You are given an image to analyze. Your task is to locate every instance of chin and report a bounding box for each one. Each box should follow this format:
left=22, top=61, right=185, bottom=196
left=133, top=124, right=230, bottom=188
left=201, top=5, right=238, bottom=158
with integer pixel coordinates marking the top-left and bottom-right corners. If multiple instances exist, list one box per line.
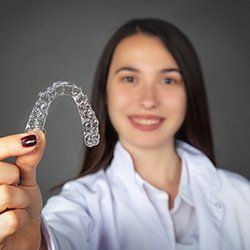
left=121, top=135, right=172, bottom=150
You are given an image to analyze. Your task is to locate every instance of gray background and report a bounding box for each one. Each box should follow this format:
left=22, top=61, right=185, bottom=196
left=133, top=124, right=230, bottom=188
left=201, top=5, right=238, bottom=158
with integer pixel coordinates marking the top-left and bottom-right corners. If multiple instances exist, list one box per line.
left=0, top=0, right=249, bottom=202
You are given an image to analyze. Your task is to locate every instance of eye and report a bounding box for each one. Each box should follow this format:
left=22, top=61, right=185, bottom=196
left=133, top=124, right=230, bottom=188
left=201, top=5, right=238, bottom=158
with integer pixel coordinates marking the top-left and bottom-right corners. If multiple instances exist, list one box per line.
left=122, top=76, right=135, bottom=83
left=162, top=77, right=176, bottom=84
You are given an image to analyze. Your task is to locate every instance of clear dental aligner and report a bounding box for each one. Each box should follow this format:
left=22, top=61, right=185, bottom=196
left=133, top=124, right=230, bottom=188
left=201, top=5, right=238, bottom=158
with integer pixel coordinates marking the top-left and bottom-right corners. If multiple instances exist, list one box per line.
left=25, top=81, right=100, bottom=147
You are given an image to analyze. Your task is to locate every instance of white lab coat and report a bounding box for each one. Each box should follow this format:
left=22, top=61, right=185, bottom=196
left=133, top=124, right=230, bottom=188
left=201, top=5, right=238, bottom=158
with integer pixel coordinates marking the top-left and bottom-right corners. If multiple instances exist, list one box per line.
left=41, top=139, right=250, bottom=250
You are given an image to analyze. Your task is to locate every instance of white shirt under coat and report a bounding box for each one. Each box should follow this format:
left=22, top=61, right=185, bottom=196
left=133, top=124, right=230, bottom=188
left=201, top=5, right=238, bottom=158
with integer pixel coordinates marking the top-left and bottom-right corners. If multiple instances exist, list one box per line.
left=41, top=140, right=250, bottom=250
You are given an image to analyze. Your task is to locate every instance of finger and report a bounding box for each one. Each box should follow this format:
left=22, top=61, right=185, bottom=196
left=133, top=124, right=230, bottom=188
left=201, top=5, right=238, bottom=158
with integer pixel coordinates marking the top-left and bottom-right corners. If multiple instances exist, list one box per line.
left=0, top=162, right=20, bottom=185
left=0, top=209, right=30, bottom=243
left=0, top=185, right=31, bottom=213
left=15, top=130, right=46, bottom=187
left=0, top=132, right=39, bottom=161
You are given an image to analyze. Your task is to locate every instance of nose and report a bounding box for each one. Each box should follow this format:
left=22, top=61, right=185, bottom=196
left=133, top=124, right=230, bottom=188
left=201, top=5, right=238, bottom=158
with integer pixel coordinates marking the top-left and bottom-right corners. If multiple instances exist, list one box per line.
left=139, top=84, right=159, bottom=110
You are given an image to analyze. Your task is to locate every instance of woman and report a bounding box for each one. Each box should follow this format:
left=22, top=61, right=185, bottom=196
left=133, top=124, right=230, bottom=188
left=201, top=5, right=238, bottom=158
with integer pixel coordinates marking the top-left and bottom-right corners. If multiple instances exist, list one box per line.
left=0, top=18, right=249, bottom=250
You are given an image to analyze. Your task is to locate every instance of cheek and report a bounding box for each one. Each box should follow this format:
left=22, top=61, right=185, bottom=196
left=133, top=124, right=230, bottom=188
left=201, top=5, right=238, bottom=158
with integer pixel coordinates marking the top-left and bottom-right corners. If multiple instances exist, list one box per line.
left=106, top=85, right=133, bottom=135
left=164, top=89, right=187, bottom=115
left=107, top=86, right=131, bottom=130
left=107, top=85, right=132, bottom=112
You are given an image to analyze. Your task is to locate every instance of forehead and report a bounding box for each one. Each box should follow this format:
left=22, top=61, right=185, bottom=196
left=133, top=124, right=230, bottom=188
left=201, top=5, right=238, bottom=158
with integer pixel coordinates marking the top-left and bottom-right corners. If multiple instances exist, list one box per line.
left=111, top=34, right=179, bottom=69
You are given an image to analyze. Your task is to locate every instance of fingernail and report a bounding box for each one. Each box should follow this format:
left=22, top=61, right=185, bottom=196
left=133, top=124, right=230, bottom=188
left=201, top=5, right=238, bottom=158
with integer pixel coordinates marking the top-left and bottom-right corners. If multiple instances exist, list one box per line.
left=21, top=134, right=37, bottom=147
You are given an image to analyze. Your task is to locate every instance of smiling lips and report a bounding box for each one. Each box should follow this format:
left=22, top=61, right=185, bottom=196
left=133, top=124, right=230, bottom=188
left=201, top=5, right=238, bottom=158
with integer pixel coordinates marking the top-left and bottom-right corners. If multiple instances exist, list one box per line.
left=128, top=115, right=165, bottom=131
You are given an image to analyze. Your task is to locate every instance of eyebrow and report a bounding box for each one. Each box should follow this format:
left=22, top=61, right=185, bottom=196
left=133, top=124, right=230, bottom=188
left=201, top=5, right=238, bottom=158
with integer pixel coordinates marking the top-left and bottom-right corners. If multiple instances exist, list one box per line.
left=115, top=66, right=139, bottom=74
left=115, top=66, right=182, bottom=75
left=159, top=68, right=181, bottom=74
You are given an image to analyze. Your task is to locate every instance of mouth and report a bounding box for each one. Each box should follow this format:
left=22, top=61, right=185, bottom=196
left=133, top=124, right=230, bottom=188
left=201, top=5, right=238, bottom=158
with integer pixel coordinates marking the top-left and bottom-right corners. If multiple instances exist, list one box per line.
left=128, top=115, right=165, bottom=131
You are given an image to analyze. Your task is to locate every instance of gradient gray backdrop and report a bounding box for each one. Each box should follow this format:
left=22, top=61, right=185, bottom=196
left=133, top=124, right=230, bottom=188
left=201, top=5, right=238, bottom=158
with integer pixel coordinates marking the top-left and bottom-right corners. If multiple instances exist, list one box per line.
left=0, top=0, right=249, bottom=202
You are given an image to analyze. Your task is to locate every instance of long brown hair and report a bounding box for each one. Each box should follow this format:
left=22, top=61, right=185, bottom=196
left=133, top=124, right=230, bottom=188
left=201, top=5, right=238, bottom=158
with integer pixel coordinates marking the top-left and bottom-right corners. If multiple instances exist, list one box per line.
left=79, top=18, right=216, bottom=178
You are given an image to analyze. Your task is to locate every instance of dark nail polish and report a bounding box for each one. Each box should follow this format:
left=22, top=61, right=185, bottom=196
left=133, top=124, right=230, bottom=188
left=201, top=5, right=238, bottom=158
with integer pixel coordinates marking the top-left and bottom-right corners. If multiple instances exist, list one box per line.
left=21, top=134, right=37, bottom=147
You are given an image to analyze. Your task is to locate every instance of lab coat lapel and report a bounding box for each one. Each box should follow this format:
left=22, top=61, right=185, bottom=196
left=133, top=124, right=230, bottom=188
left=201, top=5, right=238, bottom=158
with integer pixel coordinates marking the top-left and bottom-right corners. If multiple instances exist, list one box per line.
left=191, top=177, right=224, bottom=250
left=176, top=140, right=224, bottom=250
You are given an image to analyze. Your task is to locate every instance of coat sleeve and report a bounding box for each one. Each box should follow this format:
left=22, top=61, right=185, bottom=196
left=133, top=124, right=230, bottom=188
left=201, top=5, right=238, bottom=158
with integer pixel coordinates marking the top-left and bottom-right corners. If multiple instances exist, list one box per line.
left=40, top=181, right=96, bottom=250
left=217, top=168, right=250, bottom=249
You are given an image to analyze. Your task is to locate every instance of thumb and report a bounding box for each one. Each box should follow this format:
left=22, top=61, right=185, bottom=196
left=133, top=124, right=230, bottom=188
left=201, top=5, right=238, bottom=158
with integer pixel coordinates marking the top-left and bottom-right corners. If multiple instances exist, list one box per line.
left=15, top=130, right=46, bottom=187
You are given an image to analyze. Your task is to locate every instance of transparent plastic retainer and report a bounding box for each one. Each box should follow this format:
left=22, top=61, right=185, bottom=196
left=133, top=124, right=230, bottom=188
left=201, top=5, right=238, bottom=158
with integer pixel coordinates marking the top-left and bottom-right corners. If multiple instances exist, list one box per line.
left=25, top=81, right=100, bottom=147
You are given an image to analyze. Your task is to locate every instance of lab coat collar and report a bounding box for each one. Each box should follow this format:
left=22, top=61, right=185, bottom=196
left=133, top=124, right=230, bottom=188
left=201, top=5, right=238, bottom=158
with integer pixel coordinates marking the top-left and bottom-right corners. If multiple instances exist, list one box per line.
left=174, top=139, right=222, bottom=193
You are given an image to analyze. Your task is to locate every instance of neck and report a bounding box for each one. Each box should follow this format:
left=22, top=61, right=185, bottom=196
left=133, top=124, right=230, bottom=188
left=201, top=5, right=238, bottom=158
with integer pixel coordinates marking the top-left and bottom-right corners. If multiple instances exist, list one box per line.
left=120, top=138, right=182, bottom=191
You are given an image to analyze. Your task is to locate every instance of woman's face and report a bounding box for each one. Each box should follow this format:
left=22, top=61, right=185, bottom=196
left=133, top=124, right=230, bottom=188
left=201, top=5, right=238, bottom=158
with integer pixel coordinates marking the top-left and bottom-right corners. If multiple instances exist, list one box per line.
left=106, top=34, right=187, bottom=149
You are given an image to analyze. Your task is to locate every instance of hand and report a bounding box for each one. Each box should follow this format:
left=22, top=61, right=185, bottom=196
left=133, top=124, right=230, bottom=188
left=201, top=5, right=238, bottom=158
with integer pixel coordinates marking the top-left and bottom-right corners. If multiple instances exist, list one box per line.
left=0, top=130, right=46, bottom=250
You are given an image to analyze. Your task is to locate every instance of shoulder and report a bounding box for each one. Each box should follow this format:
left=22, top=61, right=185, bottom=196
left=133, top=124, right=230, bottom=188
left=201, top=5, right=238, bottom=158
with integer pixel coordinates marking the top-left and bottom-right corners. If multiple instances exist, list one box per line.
left=43, top=168, right=110, bottom=214
left=217, top=168, right=249, bottom=187
left=216, top=168, right=250, bottom=201
left=62, top=168, right=110, bottom=196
